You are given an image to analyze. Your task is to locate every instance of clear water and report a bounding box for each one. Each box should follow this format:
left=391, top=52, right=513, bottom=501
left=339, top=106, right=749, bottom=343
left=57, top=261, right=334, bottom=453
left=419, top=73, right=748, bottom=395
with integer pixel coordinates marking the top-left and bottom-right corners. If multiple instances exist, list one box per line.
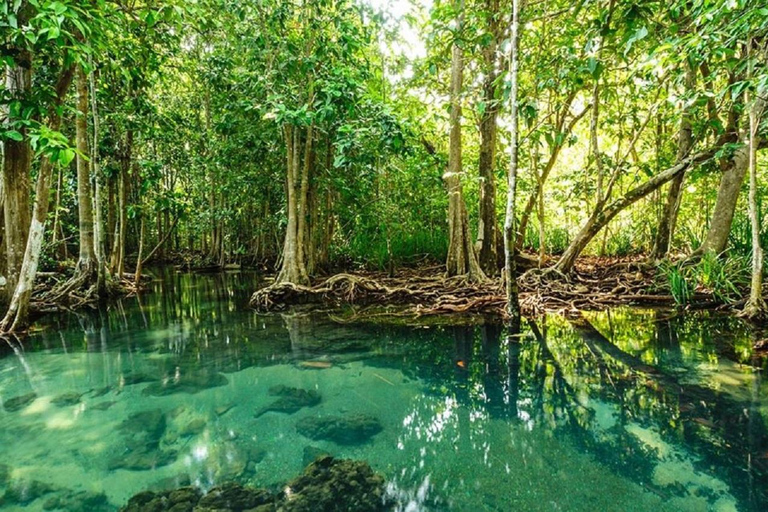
left=1, top=271, right=767, bottom=511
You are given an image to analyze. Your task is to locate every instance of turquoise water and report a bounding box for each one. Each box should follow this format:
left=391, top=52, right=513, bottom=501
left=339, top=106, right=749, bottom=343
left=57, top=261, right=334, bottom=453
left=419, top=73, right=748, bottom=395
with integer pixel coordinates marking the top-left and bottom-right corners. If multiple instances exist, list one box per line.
left=0, top=271, right=767, bottom=511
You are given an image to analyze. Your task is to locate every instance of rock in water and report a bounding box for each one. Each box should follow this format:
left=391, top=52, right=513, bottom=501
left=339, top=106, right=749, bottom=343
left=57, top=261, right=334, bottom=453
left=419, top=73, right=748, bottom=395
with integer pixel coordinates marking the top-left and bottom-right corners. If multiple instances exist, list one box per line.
left=281, top=457, right=387, bottom=512
left=3, top=392, right=37, bottom=412
left=42, top=489, right=111, bottom=512
left=51, top=392, right=83, bottom=407
left=120, top=486, right=202, bottom=512
left=255, top=386, right=321, bottom=418
left=197, top=483, right=273, bottom=510
left=0, top=480, right=55, bottom=506
left=295, top=414, right=382, bottom=445
left=108, top=409, right=177, bottom=471
left=142, top=372, right=228, bottom=396
left=120, top=483, right=271, bottom=512
left=90, top=401, right=116, bottom=411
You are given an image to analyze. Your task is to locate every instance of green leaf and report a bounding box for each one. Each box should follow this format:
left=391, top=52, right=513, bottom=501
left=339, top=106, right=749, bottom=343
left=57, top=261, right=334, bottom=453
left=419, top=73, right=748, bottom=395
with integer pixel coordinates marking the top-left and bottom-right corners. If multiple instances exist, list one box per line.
left=58, top=148, right=75, bottom=166
left=4, top=130, right=23, bottom=141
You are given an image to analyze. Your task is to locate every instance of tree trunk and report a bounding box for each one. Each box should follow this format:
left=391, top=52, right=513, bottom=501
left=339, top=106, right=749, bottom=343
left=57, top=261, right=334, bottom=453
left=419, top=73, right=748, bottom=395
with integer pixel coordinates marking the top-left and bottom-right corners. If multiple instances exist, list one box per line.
left=743, top=47, right=767, bottom=319
left=110, top=131, right=131, bottom=277
left=476, top=0, right=501, bottom=275
left=652, top=63, right=695, bottom=259
left=504, top=0, right=521, bottom=320
left=276, top=125, right=310, bottom=285
left=697, top=147, right=749, bottom=255
left=88, top=59, right=108, bottom=295
left=1, top=65, right=74, bottom=333
left=445, top=0, right=485, bottom=282
left=3, top=49, right=33, bottom=300
left=73, top=67, right=97, bottom=278
left=553, top=147, right=720, bottom=273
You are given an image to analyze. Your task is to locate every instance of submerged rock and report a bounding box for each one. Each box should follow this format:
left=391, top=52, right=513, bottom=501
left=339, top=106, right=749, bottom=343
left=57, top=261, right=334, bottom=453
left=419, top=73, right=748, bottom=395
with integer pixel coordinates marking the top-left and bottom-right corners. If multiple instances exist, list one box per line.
left=120, top=486, right=202, bottom=512
left=0, top=480, right=55, bottom=506
left=108, top=409, right=177, bottom=471
left=91, top=401, right=116, bottom=411
left=90, top=386, right=112, bottom=398
left=42, top=489, right=111, bottom=512
left=281, top=457, right=386, bottom=512
left=118, top=458, right=387, bottom=512
left=121, top=373, right=160, bottom=386
left=3, top=392, right=37, bottom=412
left=51, top=392, right=84, bottom=407
left=255, top=386, right=321, bottom=418
left=142, top=372, right=228, bottom=396
left=120, top=483, right=270, bottom=512
left=296, top=414, right=382, bottom=445
left=197, top=483, right=272, bottom=510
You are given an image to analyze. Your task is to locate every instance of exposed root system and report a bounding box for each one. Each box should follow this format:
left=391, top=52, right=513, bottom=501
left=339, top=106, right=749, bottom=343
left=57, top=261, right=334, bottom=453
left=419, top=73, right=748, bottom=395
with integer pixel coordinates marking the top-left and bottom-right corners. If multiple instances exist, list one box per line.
left=251, top=257, right=730, bottom=318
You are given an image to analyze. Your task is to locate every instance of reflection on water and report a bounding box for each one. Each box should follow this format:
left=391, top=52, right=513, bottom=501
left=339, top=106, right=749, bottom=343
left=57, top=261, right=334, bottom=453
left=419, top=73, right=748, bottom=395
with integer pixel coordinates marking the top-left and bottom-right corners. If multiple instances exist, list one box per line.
left=0, top=271, right=766, bottom=511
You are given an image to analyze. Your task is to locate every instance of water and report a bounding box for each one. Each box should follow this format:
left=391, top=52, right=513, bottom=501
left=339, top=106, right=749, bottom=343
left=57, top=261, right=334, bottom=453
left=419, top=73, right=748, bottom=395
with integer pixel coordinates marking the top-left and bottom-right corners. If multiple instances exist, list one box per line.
left=0, top=271, right=767, bottom=511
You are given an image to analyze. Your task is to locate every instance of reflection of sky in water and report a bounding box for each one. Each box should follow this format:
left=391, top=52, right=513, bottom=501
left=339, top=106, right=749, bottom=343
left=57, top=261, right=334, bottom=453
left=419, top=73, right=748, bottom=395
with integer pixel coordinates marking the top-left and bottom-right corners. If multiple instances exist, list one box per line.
left=0, top=271, right=765, bottom=511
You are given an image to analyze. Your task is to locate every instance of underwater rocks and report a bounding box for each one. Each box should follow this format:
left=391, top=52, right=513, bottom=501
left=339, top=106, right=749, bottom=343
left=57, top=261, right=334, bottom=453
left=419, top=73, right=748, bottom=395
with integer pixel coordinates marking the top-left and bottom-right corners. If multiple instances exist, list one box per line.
left=296, top=414, right=383, bottom=445
left=142, top=372, right=229, bottom=396
left=108, top=409, right=177, bottom=471
left=91, top=400, right=117, bottom=411
left=0, top=479, right=55, bottom=506
left=197, top=483, right=273, bottom=510
left=255, top=386, right=321, bottom=418
left=42, top=489, right=111, bottom=512
left=51, top=392, right=84, bottom=407
left=119, top=483, right=270, bottom=512
left=119, top=458, right=387, bottom=512
left=3, top=392, right=37, bottom=412
left=282, top=456, right=387, bottom=512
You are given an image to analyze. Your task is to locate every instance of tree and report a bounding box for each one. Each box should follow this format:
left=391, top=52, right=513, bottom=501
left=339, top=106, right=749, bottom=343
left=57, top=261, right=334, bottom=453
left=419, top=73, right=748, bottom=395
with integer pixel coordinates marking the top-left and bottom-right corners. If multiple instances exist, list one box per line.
left=504, top=0, right=520, bottom=320
left=444, top=0, right=485, bottom=282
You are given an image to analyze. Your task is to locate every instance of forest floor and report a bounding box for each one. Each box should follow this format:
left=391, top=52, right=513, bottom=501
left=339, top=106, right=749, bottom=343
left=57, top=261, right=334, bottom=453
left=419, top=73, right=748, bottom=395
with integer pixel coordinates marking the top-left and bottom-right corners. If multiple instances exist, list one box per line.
left=250, top=255, right=731, bottom=320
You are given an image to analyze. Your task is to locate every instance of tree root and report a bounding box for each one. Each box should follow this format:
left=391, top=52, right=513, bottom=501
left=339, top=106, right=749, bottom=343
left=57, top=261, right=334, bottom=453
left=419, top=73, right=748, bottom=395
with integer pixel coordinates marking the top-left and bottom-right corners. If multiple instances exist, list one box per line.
left=251, top=257, right=750, bottom=318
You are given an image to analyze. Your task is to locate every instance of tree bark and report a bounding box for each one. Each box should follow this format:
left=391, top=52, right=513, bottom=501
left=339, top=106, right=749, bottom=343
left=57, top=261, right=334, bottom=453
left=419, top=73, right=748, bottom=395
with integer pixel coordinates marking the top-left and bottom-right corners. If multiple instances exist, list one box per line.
left=1, top=65, right=75, bottom=333
left=276, top=125, right=310, bottom=285
left=652, top=63, right=695, bottom=259
left=743, top=45, right=767, bottom=319
left=88, top=58, right=108, bottom=295
left=445, top=0, right=485, bottom=282
left=504, top=0, right=521, bottom=320
left=476, top=0, right=501, bottom=275
left=73, top=67, right=97, bottom=277
left=2, top=48, right=33, bottom=300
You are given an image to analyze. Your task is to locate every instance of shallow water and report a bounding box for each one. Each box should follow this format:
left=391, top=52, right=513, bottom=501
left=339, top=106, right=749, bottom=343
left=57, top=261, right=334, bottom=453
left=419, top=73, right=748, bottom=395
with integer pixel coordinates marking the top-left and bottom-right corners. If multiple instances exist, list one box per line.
left=1, top=271, right=767, bottom=511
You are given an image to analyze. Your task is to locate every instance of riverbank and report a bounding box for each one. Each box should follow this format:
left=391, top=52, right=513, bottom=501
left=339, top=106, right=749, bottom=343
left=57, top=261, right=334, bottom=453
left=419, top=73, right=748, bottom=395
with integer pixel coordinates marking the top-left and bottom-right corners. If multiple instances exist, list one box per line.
left=250, top=256, right=744, bottom=319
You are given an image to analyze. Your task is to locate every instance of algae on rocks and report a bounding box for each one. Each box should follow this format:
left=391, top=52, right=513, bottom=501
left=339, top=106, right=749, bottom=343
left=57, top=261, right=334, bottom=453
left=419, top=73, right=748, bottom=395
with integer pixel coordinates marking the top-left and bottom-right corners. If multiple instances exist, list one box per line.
left=295, top=414, right=383, bottom=445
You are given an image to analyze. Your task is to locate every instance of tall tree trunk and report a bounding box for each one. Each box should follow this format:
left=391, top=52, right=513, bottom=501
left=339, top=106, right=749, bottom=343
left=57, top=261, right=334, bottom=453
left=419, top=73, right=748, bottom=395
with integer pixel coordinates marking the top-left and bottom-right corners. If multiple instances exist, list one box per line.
left=445, top=0, right=485, bottom=282
left=743, top=46, right=767, bottom=319
left=696, top=147, right=749, bottom=255
left=652, top=62, right=695, bottom=259
left=276, top=125, right=310, bottom=285
left=3, top=48, right=33, bottom=300
left=476, top=0, right=501, bottom=275
left=504, top=0, right=521, bottom=320
left=110, top=131, right=131, bottom=277
left=1, top=65, right=74, bottom=333
left=73, top=67, right=97, bottom=277
left=88, top=59, right=108, bottom=294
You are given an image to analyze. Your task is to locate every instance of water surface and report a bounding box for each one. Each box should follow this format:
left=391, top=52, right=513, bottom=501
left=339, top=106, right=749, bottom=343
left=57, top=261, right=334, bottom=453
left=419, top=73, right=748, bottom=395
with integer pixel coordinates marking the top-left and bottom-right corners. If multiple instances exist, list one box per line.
left=0, top=271, right=766, bottom=511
